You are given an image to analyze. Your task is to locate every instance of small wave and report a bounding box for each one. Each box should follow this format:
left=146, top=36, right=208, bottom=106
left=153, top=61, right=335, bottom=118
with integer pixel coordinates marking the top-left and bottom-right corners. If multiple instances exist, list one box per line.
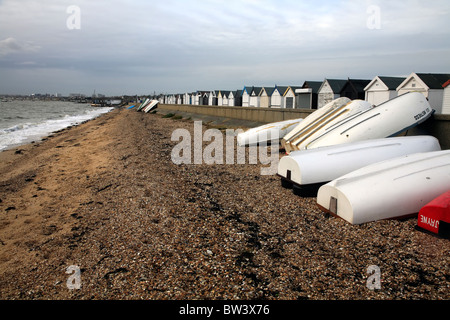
left=1, top=116, right=26, bottom=120
left=1, top=123, right=35, bottom=133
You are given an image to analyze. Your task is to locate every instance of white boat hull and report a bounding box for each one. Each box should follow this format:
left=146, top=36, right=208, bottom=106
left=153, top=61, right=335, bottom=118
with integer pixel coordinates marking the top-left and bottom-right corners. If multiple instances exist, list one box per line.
left=137, top=98, right=150, bottom=111
left=278, top=136, right=441, bottom=187
left=317, top=150, right=450, bottom=225
left=237, top=118, right=304, bottom=147
left=143, top=100, right=159, bottom=113
left=282, top=97, right=351, bottom=147
left=304, top=92, right=434, bottom=150
left=282, top=98, right=373, bottom=153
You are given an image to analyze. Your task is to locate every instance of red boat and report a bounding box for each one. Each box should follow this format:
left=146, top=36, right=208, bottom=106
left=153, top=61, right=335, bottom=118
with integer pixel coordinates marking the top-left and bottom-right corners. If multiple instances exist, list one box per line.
left=417, top=191, right=450, bottom=238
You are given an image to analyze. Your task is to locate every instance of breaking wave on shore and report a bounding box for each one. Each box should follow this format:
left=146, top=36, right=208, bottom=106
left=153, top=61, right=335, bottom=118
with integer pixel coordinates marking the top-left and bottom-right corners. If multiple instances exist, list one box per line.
left=0, top=100, right=113, bottom=151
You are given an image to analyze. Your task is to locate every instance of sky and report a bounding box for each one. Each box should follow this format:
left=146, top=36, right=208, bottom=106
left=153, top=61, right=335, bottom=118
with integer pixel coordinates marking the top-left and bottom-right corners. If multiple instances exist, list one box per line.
left=0, top=0, right=449, bottom=96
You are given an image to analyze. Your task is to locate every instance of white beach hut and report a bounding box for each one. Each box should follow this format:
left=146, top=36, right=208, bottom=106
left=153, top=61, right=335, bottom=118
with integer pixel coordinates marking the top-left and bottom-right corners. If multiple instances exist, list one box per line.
left=227, top=91, right=235, bottom=107
left=364, top=76, right=405, bottom=106
left=317, top=79, right=347, bottom=108
left=222, top=91, right=231, bottom=106
left=249, top=87, right=262, bottom=107
left=217, top=90, right=231, bottom=106
left=273, top=86, right=292, bottom=109
left=242, top=86, right=251, bottom=107
left=167, top=94, right=176, bottom=104
left=259, top=87, right=275, bottom=108
left=397, top=72, right=450, bottom=114
left=215, top=90, right=223, bottom=106
left=176, top=94, right=183, bottom=105
left=192, top=92, right=201, bottom=105
left=280, top=86, right=297, bottom=109
left=270, top=87, right=283, bottom=108
left=182, top=93, right=190, bottom=105
left=205, top=91, right=216, bottom=106
left=442, top=80, right=450, bottom=115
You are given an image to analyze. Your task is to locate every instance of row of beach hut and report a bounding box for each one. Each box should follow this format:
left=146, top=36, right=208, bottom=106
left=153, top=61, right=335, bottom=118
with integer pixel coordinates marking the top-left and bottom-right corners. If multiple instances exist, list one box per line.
left=154, top=72, right=450, bottom=115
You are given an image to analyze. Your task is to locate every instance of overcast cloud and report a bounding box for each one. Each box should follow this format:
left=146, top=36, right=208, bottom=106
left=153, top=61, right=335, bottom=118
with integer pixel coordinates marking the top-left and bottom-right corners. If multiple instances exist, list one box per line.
left=0, top=0, right=449, bottom=96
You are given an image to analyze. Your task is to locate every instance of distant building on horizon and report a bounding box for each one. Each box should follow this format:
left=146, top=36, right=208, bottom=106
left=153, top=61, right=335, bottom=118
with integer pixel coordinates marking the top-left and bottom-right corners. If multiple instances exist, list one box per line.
left=69, top=93, right=86, bottom=98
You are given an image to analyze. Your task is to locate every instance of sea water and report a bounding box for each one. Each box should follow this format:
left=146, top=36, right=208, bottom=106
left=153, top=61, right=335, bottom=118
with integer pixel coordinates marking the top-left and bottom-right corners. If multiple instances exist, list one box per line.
left=0, top=100, right=114, bottom=151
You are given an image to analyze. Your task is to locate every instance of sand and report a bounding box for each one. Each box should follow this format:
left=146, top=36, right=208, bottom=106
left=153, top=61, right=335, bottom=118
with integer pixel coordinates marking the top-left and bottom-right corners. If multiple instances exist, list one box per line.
left=0, top=108, right=448, bottom=300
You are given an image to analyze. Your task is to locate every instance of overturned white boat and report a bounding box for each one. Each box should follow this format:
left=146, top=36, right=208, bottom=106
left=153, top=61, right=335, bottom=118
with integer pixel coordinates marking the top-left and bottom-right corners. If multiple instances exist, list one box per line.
left=281, top=97, right=350, bottom=152
left=316, top=150, right=450, bottom=225
left=237, top=118, right=303, bottom=147
left=143, top=100, right=159, bottom=113
left=137, top=98, right=150, bottom=111
left=278, top=135, right=441, bottom=189
left=282, top=98, right=373, bottom=153
left=303, top=92, right=434, bottom=150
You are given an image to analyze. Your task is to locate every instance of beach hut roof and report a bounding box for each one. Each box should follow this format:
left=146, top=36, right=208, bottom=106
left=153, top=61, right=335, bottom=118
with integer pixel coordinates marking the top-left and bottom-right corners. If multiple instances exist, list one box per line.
left=261, top=86, right=276, bottom=96
left=396, top=73, right=450, bottom=91
left=251, top=87, right=263, bottom=95
left=323, top=79, right=347, bottom=93
left=341, top=79, right=371, bottom=93
left=364, top=76, right=406, bottom=91
left=415, top=73, right=450, bottom=89
left=377, top=76, right=406, bottom=90
left=275, top=86, right=290, bottom=96
left=302, top=81, right=323, bottom=93
left=242, top=86, right=253, bottom=94
left=443, top=79, right=450, bottom=88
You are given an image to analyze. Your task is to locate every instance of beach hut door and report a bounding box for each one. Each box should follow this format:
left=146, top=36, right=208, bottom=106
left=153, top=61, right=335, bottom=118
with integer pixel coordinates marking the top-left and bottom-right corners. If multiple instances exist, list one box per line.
left=286, top=97, right=294, bottom=109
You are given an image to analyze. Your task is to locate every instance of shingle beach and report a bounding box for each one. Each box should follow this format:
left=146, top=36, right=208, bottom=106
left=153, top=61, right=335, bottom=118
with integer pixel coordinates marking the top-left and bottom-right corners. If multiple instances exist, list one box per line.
left=0, top=107, right=448, bottom=300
